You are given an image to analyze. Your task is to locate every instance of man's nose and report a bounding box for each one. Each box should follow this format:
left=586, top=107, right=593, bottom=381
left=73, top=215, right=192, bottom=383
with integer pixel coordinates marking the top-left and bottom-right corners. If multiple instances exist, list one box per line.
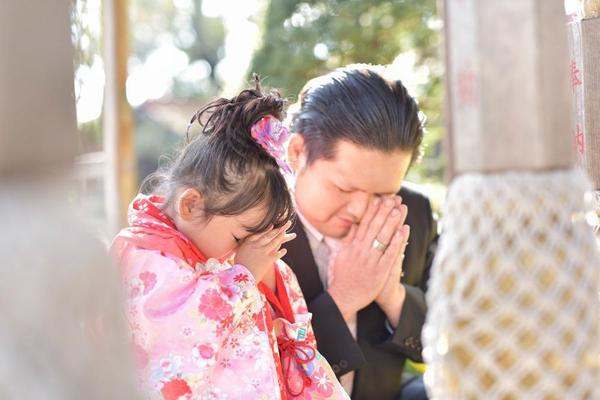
left=346, top=191, right=373, bottom=222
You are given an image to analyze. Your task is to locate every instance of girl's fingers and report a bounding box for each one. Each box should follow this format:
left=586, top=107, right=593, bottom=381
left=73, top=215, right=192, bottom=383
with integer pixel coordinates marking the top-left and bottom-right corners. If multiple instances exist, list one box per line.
left=266, top=231, right=295, bottom=254
left=280, top=232, right=297, bottom=244
left=245, top=225, right=274, bottom=243
left=276, top=248, right=288, bottom=259
left=259, top=231, right=280, bottom=246
left=257, top=220, right=292, bottom=245
left=282, top=220, right=293, bottom=232
left=260, top=222, right=293, bottom=250
left=269, top=222, right=291, bottom=242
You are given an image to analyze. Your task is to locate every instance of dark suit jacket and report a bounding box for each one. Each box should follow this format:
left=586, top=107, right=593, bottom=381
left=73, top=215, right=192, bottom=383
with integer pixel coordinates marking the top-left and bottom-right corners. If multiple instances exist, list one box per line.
left=282, top=185, right=438, bottom=400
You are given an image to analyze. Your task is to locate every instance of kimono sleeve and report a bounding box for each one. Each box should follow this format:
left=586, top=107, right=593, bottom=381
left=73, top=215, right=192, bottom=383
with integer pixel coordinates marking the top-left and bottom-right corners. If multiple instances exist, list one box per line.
left=121, top=247, right=279, bottom=399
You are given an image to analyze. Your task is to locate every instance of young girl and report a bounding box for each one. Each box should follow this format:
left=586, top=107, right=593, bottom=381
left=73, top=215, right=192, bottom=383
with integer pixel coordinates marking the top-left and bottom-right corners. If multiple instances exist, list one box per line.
left=111, top=81, right=349, bottom=400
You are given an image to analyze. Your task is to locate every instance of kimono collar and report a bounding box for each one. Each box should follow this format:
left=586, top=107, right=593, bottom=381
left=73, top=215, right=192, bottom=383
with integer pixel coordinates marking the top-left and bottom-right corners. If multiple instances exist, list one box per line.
left=112, top=194, right=208, bottom=267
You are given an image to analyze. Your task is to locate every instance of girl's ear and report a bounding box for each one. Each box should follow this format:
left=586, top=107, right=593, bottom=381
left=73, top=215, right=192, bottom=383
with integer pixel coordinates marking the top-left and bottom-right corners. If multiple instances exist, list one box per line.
left=287, top=133, right=307, bottom=172
left=177, top=188, right=204, bottom=221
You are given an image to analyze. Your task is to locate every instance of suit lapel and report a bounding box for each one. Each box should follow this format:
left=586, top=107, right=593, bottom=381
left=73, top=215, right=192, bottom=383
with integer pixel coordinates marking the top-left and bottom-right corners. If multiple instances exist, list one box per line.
left=282, top=221, right=324, bottom=303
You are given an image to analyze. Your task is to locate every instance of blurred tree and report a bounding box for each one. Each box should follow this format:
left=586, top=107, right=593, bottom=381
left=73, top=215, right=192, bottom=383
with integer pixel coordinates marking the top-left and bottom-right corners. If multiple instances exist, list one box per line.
left=71, top=0, right=104, bottom=152
left=71, top=0, right=228, bottom=151
left=73, top=0, right=229, bottom=174
left=187, top=0, right=226, bottom=85
left=71, top=0, right=101, bottom=78
left=127, top=0, right=228, bottom=183
left=130, top=0, right=226, bottom=95
left=250, top=0, right=438, bottom=95
left=249, top=0, right=444, bottom=183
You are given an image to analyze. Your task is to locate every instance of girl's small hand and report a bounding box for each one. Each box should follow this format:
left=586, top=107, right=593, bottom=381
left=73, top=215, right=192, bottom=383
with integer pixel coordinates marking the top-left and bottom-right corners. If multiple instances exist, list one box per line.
left=234, top=221, right=296, bottom=283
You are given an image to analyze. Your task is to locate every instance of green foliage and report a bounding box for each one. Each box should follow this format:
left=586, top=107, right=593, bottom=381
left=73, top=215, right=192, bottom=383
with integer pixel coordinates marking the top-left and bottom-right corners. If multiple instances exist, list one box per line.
left=71, top=0, right=227, bottom=158
left=78, top=118, right=103, bottom=153
left=71, top=0, right=101, bottom=69
left=249, top=0, right=444, bottom=184
left=134, top=110, right=182, bottom=181
left=186, top=0, right=226, bottom=84
left=249, top=0, right=439, bottom=97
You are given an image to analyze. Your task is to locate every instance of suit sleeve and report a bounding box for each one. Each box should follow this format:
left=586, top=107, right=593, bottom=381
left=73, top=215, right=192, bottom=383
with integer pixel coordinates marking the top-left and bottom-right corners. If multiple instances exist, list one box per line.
left=118, top=247, right=269, bottom=398
left=308, top=291, right=367, bottom=377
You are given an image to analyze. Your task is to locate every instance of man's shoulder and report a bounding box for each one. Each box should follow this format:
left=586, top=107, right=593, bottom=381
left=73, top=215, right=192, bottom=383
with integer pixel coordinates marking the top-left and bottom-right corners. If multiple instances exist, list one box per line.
left=398, top=181, right=433, bottom=210
left=398, top=182, right=439, bottom=243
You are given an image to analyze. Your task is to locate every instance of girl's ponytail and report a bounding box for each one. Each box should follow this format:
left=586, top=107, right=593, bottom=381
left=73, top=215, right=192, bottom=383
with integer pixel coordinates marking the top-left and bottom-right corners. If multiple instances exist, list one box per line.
left=187, top=75, right=286, bottom=166
left=152, top=76, right=295, bottom=233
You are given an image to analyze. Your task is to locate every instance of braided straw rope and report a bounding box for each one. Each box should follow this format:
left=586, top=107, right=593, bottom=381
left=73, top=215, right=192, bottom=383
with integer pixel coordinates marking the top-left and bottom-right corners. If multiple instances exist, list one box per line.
left=592, top=191, right=600, bottom=236
left=423, top=168, right=600, bottom=399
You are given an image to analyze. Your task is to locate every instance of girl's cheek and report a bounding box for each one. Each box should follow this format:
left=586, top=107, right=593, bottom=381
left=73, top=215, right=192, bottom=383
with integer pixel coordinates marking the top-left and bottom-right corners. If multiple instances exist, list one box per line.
left=222, top=247, right=236, bottom=260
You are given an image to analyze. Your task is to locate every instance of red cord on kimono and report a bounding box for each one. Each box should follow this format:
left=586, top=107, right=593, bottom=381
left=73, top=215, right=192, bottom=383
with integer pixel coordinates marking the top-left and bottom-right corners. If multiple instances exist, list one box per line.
left=259, top=270, right=317, bottom=397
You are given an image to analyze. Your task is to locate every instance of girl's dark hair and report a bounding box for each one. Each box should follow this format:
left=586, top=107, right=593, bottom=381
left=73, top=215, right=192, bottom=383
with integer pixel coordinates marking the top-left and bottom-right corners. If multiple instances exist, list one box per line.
left=289, top=64, right=425, bottom=165
left=145, top=77, right=294, bottom=233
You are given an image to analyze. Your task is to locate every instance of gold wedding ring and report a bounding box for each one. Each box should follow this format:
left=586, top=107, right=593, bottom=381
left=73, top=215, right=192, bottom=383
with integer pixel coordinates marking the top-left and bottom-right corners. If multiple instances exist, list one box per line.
left=371, top=238, right=388, bottom=252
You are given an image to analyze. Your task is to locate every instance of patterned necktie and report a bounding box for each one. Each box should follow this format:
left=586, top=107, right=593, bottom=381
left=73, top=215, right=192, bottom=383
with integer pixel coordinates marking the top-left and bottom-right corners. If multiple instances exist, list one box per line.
left=313, top=238, right=331, bottom=290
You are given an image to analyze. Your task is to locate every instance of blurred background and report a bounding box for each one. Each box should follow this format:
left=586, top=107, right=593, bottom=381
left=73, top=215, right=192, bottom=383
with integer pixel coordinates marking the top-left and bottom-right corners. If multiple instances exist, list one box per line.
left=71, top=0, right=445, bottom=238
left=1, top=1, right=596, bottom=397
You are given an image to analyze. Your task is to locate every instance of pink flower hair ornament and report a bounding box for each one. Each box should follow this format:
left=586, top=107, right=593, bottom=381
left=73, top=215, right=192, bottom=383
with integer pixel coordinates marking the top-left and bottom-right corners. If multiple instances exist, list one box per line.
left=250, top=115, right=293, bottom=175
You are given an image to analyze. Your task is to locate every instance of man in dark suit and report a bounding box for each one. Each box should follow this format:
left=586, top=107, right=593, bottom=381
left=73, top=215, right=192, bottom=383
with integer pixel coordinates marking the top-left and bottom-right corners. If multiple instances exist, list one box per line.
left=282, top=65, right=438, bottom=400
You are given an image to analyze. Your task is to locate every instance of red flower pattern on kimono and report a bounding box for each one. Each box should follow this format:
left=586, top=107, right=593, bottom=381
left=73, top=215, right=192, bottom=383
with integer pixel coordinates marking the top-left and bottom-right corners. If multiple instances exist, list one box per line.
left=198, top=289, right=233, bottom=321
left=161, top=378, right=191, bottom=400
left=139, top=271, right=157, bottom=295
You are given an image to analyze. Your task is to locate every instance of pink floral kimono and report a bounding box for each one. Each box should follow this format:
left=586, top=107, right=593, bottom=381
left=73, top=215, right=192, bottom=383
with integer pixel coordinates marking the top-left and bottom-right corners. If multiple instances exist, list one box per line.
left=111, top=195, right=349, bottom=400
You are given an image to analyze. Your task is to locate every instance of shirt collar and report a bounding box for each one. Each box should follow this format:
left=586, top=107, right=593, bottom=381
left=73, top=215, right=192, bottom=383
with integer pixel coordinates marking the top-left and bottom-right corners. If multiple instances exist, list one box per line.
left=296, top=208, right=324, bottom=243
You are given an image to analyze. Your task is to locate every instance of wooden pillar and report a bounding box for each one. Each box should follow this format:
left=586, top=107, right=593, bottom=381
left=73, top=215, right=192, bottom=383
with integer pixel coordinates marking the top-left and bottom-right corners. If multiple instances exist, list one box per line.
left=423, top=1, right=600, bottom=398
left=0, top=1, right=139, bottom=397
left=103, top=0, right=136, bottom=235
left=0, top=1, right=77, bottom=175
left=443, top=0, right=573, bottom=177
left=567, top=2, right=600, bottom=234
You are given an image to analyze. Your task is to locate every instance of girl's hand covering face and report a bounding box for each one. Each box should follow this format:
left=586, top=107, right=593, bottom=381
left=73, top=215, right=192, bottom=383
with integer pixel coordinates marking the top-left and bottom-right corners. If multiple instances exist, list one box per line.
left=234, top=220, right=296, bottom=282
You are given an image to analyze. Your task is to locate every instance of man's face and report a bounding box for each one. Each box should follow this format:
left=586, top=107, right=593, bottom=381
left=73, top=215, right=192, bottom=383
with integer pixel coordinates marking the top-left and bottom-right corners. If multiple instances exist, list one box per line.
left=290, top=138, right=412, bottom=239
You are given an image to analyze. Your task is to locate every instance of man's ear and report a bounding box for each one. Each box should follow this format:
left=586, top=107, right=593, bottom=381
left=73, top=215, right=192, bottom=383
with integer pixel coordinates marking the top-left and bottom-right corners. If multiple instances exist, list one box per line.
left=287, top=133, right=307, bottom=172
left=177, top=188, right=204, bottom=221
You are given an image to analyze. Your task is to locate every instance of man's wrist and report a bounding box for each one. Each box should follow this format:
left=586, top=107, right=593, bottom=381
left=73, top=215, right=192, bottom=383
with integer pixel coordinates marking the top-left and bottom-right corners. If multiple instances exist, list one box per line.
left=328, top=285, right=356, bottom=321
left=378, top=285, right=406, bottom=329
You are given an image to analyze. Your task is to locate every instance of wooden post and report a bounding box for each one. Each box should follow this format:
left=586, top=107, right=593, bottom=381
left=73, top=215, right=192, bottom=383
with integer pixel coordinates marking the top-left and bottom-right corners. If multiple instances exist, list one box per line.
left=0, top=1, right=139, bottom=397
left=443, top=0, right=573, bottom=177
left=423, top=1, right=600, bottom=398
left=0, top=1, right=77, bottom=174
left=567, top=8, right=600, bottom=235
left=103, top=0, right=136, bottom=236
